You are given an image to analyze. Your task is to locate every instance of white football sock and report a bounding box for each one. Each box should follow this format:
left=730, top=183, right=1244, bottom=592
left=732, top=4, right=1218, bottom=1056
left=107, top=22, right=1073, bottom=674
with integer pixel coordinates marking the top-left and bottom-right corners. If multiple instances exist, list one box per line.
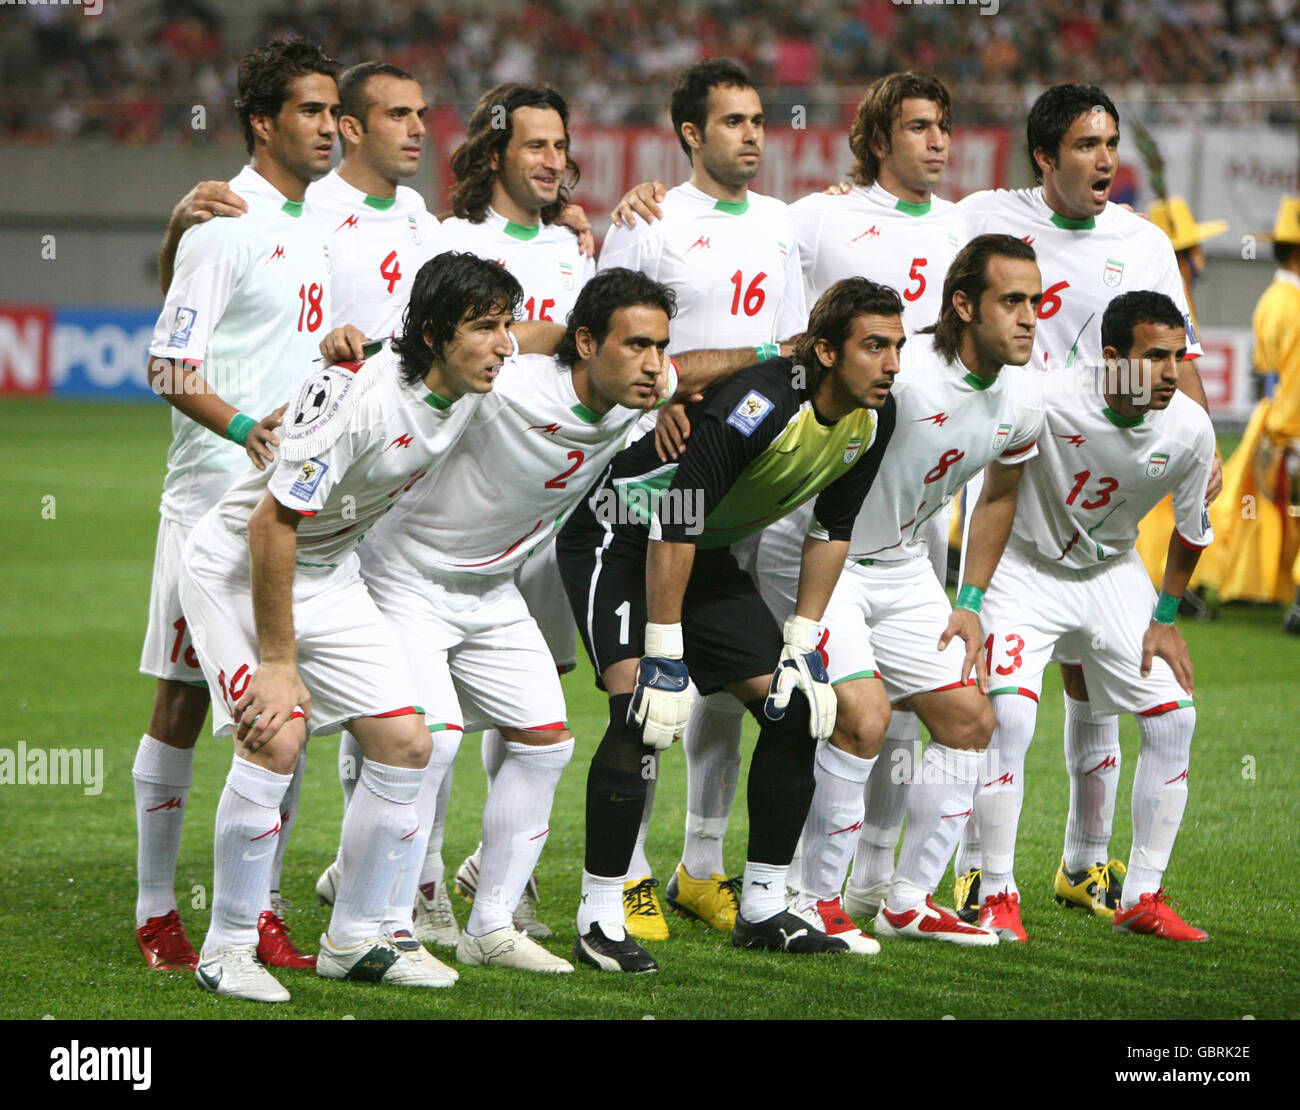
left=418, top=727, right=462, bottom=887
left=268, top=748, right=305, bottom=900
left=383, top=752, right=437, bottom=934
left=328, top=760, right=423, bottom=948
left=481, top=727, right=506, bottom=786
left=954, top=814, right=982, bottom=876
left=739, top=861, right=789, bottom=922
left=976, top=693, right=1038, bottom=897
left=799, top=742, right=876, bottom=906
left=626, top=755, right=657, bottom=880
left=848, top=717, right=918, bottom=893
left=1124, top=706, right=1195, bottom=906
left=467, top=739, right=573, bottom=935
left=203, top=755, right=292, bottom=956
left=132, top=734, right=194, bottom=925
left=578, top=870, right=626, bottom=937
left=888, top=743, right=980, bottom=912
left=1063, top=695, right=1121, bottom=871
left=681, top=692, right=744, bottom=878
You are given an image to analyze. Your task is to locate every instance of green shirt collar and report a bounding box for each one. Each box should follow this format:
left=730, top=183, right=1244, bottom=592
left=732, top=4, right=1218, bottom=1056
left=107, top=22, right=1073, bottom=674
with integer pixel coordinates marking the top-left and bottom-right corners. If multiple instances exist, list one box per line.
left=713, top=198, right=750, bottom=216
left=503, top=219, right=540, bottom=241
left=571, top=401, right=603, bottom=425
left=894, top=197, right=932, bottom=217
left=422, top=391, right=452, bottom=411
left=363, top=194, right=397, bottom=211
left=280, top=200, right=304, bottom=218
left=1049, top=211, right=1096, bottom=230
left=1102, top=404, right=1144, bottom=427
left=963, top=370, right=998, bottom=391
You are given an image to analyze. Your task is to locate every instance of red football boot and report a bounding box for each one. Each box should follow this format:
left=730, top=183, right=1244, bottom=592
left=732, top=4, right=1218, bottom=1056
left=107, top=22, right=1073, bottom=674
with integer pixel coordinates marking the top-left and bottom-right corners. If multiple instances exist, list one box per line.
left=136, top=910, right=200, bottom=971
left=257, top=910, right=317, bottom=968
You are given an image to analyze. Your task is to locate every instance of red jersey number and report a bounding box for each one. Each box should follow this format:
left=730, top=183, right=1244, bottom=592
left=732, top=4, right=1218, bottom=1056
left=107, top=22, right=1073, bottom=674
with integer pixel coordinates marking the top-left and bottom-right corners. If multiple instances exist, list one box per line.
left=1065, top=470, right=1118, bottom=510
left=544, top=450, right=585, bottom=490
left=523, top=296, right=556, bottom=322
left=380, top=251, right=402, bottom=295
left=728, top=271, right=767, bottom=316
left=904, top=258, right=927, bottom=302
left=1038, top=280, right=1069, bottom=320
left=297, top=283, right=324, bottom=332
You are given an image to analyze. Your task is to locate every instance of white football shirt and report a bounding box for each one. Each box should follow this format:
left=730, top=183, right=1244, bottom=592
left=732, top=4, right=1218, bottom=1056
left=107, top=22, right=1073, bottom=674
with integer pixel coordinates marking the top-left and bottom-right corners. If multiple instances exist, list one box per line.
left=598, top=183, right=806, bottom=354
left=369, top=354, right=675, bottom=577
left=791, top=182, right=968, bottom=335
left=148, top=165, right=332, bottom=526
left=440, top=208, right=595, bottom=325
left=1012, top=390, right=1215, bottom=570
left=306, top=169, right=442, bottom=340
left=956, top=187, right=1202, bottom=377
left=203, top=341, right=488, bottom=575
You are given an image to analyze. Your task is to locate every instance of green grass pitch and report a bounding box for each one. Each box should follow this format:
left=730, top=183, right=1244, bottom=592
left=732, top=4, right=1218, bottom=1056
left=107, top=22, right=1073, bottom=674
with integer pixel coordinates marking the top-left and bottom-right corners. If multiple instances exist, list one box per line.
left=0, top=399, right=1295, bottom=1020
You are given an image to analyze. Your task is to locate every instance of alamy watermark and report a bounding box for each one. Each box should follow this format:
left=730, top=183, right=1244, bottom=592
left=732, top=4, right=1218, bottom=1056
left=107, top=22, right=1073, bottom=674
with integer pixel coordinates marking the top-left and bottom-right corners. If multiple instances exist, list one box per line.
left=0, top=742, right=103, bottom=795
left=1, top=0, right=103, bottom=16
left=891, top=0, right=1000, bottom=16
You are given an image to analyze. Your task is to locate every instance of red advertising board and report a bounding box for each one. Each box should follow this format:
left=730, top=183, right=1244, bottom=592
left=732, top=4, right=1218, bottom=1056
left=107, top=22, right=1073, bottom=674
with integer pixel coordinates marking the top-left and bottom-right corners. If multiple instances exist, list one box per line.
left=0, top=304, right=53, bottom=395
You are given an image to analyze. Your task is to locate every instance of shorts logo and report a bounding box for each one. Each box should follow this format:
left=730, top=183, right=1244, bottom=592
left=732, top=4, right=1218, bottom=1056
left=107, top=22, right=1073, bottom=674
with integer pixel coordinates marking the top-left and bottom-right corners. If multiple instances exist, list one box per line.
left=1146, top=452, right=1169, bottom=478
left=991, top=422, right=1013, bottom=451
left=842, top=436, right=863, bottom=464
left=1102, top=258, right=1124, bottom=287
left=1200, top=503, right=1210, bottom=534
left=167, top=306, right=197, bottom=348
left=559, top=261, right=574, bottom=290
left=726, top=390, right=774, bottom=436
left=1184, top=313, right=1199, bottom=349
left=288, top=458, right=329, bottom=501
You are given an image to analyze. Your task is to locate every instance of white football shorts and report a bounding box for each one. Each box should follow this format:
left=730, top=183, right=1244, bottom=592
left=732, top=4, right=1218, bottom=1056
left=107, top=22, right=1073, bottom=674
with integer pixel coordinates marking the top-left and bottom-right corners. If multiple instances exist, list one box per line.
left=515, top=539, right=578, bottom=674
left=139, top=515, right=207, bottom=684
left=980, top=542, right=1193, bottom=717
left=179, top=538, right=421, bottom=738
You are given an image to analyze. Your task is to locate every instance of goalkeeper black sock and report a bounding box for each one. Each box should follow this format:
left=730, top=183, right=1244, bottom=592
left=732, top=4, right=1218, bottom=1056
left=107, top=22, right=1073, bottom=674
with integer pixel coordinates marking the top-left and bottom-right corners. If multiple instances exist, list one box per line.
left=744, top=694, right=816, bottom=866
left=584, top=693, right=650, bottom=877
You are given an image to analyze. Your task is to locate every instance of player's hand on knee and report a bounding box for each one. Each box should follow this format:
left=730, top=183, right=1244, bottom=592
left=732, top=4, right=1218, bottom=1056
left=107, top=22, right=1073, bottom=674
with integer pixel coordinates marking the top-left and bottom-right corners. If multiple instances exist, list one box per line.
left=171, top=180, right=248, bottom=230
left=627, top=622, right=692, bottom=750
left=1142, top=622, right=1194, bottom=695
left=611, top=181, right=667, bottom=228
left=235, top=662, right=310, bottom=752
left=940, top=609, right=989, bottom=693
left=765, top=616, right=836, bottom=741
left=318, top=324, right=368, bottom=364
left=554, top=203, right=595, bottom=258
left=245, top=404, right=288, bottom=470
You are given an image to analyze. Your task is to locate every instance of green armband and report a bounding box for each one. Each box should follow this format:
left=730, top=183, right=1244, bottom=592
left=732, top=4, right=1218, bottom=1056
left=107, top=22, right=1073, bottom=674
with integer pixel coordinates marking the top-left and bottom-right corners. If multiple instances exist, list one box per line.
left=955, top=585, right=985, bottom=614
left=1153, top=592, right=1179, bottom=625
left=225, top=413, right=257, bottom=446
left=755, top=343, right=779, bottom=361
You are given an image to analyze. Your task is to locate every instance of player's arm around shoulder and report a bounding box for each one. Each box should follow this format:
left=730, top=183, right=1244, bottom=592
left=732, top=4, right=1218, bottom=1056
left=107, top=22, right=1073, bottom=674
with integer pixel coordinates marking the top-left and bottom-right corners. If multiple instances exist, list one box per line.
left=597, top=207, right=663, bottom=274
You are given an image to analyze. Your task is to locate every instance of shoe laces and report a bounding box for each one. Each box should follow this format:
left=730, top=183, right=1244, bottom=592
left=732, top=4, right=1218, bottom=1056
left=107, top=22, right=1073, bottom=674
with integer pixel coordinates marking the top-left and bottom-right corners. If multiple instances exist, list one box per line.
left=625, top=877, right=661, bottom=916
left=722, top=875, right=743, bottom=905
left=985, top=891, right=1016, bottom=916
left=260, top=911, right=294, bottom=938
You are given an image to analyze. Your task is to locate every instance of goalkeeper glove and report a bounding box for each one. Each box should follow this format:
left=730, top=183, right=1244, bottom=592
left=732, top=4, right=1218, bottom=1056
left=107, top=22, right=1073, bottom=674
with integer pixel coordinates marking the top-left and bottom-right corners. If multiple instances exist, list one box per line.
left=627, top=622, right=692, bottom=750
left=765, top=615, right=836, bottom=740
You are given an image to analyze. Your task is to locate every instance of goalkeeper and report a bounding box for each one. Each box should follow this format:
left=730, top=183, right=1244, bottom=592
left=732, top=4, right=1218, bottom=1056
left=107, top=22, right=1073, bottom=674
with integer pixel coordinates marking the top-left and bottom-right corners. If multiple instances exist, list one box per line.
left=556, top=277, right=899, bottom=972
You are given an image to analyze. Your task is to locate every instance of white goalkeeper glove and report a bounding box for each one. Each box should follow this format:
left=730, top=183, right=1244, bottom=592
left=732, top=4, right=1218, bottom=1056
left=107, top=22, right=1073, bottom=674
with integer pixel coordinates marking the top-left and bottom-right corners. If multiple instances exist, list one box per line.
left=627, top=622, right=693, bottom=750
left=765, top=615, right=836, bottom=741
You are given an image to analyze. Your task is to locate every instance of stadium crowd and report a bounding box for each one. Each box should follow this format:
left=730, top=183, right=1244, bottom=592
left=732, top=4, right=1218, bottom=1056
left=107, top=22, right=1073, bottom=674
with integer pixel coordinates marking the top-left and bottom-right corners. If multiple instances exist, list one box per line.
left=1, top=0, right=1297, bottom=143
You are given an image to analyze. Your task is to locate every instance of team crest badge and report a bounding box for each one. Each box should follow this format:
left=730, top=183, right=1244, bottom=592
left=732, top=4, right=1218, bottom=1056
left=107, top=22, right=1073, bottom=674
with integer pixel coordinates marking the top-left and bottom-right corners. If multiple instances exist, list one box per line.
left=167, top=306, right=197, bottom=348
left=288, top=458, right=329, bottom=501
left=323, top=244, right=332, bottom=274
left=1146, top=452, right=1169, bottom=478
left=843, top=437, right=863, bottom=464
left=726, top=390, right=775, bottom=436
left=1103, top=257, right=1124, bottom=287
left=991, top=423, right=1013, bottom=451
left=777, top=240, right=788, bottom=261
left=408, top=215, right=421, bottom=245
left=559, top=261, right=574, bottom=290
